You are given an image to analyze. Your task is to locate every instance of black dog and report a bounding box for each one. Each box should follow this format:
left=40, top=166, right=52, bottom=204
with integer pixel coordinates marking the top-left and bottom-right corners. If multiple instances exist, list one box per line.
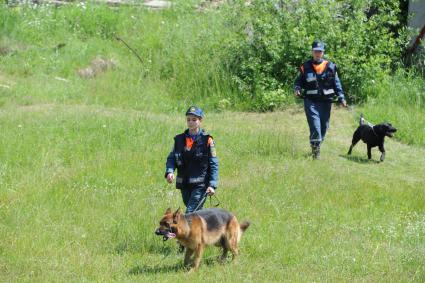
left=347, top=115, right=397, bottom=162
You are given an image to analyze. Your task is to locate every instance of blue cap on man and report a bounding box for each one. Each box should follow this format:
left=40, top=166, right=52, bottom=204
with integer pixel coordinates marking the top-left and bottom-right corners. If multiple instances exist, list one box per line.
left=312, top=40, right=325, bottom=52
left=185, top=106, right=204, bottom=118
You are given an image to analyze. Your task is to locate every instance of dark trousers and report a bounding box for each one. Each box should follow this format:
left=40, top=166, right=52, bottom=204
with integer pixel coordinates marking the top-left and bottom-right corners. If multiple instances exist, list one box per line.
left=180, top=184, right=207, bottom=214
left=304, top=99, right=332, bottom=147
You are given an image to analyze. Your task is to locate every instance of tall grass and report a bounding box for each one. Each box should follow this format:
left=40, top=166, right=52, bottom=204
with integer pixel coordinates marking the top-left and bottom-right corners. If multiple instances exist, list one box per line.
left=0, top=2, right=236, bottom=112
left=359, top=70, right=425, bottom=146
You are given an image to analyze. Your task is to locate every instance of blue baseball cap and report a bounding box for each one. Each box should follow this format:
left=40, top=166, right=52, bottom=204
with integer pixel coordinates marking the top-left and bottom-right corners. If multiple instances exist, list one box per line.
left=312, top=40, right=325, bottom=51
left=185, top=106, right=204, bottom=118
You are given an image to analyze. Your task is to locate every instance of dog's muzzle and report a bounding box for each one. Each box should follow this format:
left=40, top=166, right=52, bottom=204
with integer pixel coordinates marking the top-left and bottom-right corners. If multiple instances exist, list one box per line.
left=155, top=228, right=176, bottom=241
left=387, top=129, right=397, bottom=137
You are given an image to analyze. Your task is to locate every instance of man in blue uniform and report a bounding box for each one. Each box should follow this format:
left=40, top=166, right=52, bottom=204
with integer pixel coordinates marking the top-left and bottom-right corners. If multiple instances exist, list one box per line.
left=294, top=40, right=348, bottom=159
left=165, top=106, right=219, bottom=213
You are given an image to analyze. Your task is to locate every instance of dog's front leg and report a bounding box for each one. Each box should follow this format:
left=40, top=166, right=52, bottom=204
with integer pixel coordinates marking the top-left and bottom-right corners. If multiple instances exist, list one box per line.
left=220, top=246, right=228, bottom=263
left=191, top=244, right=204, bottom=271
left=367, top=145, right=372, bottom=160
left=184, top=248, right=194, bottom=267
left=379, top=144, right=385, bottom=162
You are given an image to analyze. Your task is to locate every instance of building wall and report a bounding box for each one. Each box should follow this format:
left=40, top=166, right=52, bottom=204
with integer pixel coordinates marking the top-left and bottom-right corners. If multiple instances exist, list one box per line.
left=409, top=0, right=425, bottom=31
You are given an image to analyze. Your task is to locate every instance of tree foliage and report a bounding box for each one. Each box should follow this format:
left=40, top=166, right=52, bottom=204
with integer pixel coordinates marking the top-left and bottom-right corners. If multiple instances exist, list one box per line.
left=226, top=0, right=410, bottom=110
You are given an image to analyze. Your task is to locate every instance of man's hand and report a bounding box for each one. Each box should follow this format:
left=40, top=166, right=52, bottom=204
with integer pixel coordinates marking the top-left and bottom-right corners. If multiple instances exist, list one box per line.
left=294, top=90, right=301, bottom=97
left=206, top=187, right=215, bottom=196
left=341, top=100, right=348, bottom=108
left=166, top=173, right=174, bottom=184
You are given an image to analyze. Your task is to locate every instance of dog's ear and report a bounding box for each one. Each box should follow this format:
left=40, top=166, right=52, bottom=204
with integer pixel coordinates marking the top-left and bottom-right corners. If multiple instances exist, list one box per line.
left=173, top=207, right=181, bottom=215
left=173, top=207, right=182, bottom=223
left=165, top=208, right=172, bottom=214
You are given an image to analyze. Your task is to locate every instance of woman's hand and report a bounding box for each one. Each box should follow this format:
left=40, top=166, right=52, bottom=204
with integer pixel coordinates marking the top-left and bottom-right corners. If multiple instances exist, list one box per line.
left=166, top=173, right=174, bottom=183
left=206, top=187, right=215, bottom=196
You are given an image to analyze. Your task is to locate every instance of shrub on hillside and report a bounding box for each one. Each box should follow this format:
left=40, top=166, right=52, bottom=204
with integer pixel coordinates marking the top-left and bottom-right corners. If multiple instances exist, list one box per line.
left=225, top=0, right=409, bottom=110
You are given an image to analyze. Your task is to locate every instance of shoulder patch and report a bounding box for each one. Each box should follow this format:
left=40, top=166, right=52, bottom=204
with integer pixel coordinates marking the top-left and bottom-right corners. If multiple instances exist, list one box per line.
left=211, top=148, right=217, bottom=157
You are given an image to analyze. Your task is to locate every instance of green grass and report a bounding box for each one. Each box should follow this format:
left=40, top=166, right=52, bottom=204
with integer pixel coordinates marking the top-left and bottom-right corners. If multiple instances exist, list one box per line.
left=0, top=2, right=424, bottom=282
left=0, top=104, right=424, bottom=282
left=0, top=3, right=236, bottom=112
left=1, top=3, right=424, bottom=144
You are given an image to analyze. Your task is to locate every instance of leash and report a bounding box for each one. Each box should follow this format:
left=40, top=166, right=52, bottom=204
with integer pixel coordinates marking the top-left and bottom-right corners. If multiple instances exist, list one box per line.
left=297, top=95, right=346, bottom=105
left=193, top=192, right=221, bottom=212
left=297, top=95, right=353, bottom=113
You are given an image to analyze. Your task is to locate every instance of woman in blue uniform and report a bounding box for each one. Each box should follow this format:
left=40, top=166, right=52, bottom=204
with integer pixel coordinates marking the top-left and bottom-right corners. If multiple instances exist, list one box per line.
left=294, top=41, right=348, bottom=159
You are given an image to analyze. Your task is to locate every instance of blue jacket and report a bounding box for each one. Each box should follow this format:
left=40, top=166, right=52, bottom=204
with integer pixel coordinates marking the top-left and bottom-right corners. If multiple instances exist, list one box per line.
left=294, top=59, right=345, bottom=102
left=165, top=129, right=219, bottom=189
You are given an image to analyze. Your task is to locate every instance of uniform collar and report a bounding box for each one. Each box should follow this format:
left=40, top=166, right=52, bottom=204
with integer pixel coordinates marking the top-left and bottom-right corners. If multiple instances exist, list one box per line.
left=312, top=58, right=324, bottom=64
left=185, top=129, right=204, bottom=139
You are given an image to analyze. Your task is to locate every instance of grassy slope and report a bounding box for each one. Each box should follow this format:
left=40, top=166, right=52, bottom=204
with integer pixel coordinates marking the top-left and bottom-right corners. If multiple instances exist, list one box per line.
left=0, top=103, right=424, bottom=282
left=0, top=3, right=235, bottom=113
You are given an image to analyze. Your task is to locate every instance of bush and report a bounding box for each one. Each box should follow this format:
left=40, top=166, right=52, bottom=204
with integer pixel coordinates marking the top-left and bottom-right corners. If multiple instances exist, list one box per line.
left=225, top=0, right=410, bottom=109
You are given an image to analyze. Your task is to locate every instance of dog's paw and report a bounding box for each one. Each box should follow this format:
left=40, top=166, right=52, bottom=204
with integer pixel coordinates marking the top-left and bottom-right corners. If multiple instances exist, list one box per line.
left=187, top=267, right=197, bottom=274
left=219, top=255, right=228, bottom=264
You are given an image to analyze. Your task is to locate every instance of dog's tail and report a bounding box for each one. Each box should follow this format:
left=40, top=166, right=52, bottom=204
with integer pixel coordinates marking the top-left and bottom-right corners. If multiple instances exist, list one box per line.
left=359, top=113, right=365, bottom=126
left=237, top=220, right=250, bottom=243
left=240, top=220, right=250, bottom=233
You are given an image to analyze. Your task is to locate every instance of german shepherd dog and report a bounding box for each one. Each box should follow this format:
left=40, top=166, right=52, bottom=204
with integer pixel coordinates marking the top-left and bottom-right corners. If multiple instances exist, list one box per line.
left=347, top=114, right=397, bottom=162
left=155, top=208, right=250, bottom=271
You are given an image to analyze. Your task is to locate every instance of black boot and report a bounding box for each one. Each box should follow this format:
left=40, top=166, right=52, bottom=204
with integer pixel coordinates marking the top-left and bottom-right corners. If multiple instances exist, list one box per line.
left=311, top=145, right=320, bottom=160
